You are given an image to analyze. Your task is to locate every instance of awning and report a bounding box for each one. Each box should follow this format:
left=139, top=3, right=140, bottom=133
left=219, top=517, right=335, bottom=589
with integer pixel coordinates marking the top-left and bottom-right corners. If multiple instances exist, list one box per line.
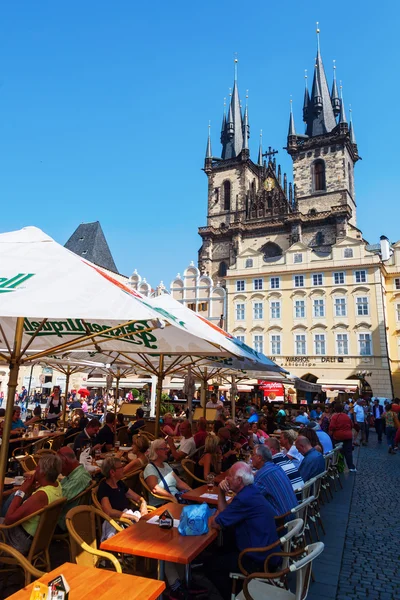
left=294, top=379, right=322, bottom=393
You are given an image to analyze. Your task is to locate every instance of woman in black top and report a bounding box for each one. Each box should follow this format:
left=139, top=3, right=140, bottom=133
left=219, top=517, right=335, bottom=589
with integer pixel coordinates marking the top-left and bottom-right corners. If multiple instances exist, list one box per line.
left=97, top=457, right=147, bottom=521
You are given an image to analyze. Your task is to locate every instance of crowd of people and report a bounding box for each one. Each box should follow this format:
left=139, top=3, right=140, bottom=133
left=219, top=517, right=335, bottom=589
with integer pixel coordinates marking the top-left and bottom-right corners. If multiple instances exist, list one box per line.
left=1, top=388, right=400, bottom=600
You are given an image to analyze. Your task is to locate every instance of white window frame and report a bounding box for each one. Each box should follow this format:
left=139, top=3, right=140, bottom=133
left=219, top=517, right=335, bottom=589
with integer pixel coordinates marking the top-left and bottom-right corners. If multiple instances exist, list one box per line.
left=236, top=335, right=245, bottom=343
left=333, top=271, right=345, bottom=285
left=344, top=248, right=353, bottom=258
left=270, top=300, right=281, bottom=319
left=253, top=334, right=264, bottom=354
left=312, top=273, right=324, bottom=286
left=253, top=302, right=263, bottom=320
left=354, top=270, right=367, bottom=283
left=235, top=303, right=245, bottom=320
left=294, top=299, right=306, bottom=319
left=395, top=278, right=400, bottom=290
left=270, top=277, right=280, bottom=290
left=245, top=258, right=253, bottom=268
left=294, top=334, right=307, bottom=356
left=294, top=253, right=303, bottom=264
left=358, top=332, right=372, bottom=356
left=236, top=280, right=245, bottom=292
left=334, top=296, right=347, bottom=317
left=253, top=278, right=263, bottom=291
left=294, top=274, right=305, bottom=288
left=314, top=333, right=326, bottom=356
left=270, top=334, right=281, bottom=355
left=356, top=296, right=369, bottom=316
left=336, top=333, right=349, bottom=356
left=313, top=298, right=325, bottom=318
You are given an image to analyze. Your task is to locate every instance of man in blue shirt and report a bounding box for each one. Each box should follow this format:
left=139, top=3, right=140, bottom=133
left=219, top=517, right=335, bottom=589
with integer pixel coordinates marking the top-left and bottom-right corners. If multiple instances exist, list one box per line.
left=247, top=406, right=259, bottom=424
left=11, top=406, right=26, bottom=432
left=207, top=462, right=279, bottom=599
left=294, top=407, right=310, bottom=426
left=252, top=445, right=298, bottom=516
left=296, top=436, right=325, bottom=482
left=310, top=406, right=322, bottom=420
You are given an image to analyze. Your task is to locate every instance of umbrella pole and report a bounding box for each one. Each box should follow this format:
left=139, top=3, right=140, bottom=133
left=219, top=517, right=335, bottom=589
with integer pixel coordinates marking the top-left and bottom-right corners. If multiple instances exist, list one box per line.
left=62, top=367, right=71, bottom=428
left=154, top=355, right=164, bottom=438
left=231, top=374, right=236, bottom=420
left=0, top=317, right=24, bottom=501
left=201, top=368, right=208, bottom=418
left=114, top=370, right=120, bottom=444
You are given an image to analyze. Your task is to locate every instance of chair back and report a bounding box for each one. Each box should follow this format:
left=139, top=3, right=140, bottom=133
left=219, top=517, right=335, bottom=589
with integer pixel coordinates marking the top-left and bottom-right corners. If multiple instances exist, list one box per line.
left=28, top=498, right=67, bottom=569
left=324, top=451, right=334, bottom=472
left=122, top=468, right=143, bottom=496
left=312, top=471, right=327, bottom=502
left=140, top=430, right=155, bottom=441
left=280, top=518, right=304, bottom=569
left=65, top=505, right=122, bottom=572
left=290, top=496, right=314, bottom=537
left=19, top=454, right=38, bottom=473
left=139, top=471, right=167, bottom=503
left=50, top=434, right=65, bottom=452
left=181, top=458, right=206, bottom=487
left=0, top=542, right=44, bottom=586
left=117, top=426, right=130, bottom=446
left=290, top=542, right=325, bottom=600
left=299, top=477, right=316, bottom=502
left=331, top=444, right=342, bottom=467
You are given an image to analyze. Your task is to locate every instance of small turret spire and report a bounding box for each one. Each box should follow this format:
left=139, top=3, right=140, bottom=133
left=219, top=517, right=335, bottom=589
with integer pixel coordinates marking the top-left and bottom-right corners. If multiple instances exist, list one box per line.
left=258, top=130, right=263, bottom=166
left=221, top=58, right=243, bottom=159
left=303, top=70, right=310, bottom=122
left=288, top=97, right=296, bottom=136
left=338, top=82, right=347, bottom=124
left=316, top=21, right=320, bottom=54
left=331, top=60, right=341, bottom=117
left=349, top=106, right=357, bottom=144
left=242, top=90, right=250, bottom=152
left=206, top=121, right=212, bottom=158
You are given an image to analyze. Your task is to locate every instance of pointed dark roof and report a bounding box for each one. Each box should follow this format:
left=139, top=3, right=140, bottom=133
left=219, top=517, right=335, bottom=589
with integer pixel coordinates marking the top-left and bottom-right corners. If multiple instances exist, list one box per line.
left=221, top=61, right=244, bottom=159
left=65, top=221, right=118, bottom=273
left=205, top=124, right=212, bottom=158
left=331, top=65, right=341, bottom=117
left=305, top=46, right=337, bottom=137
left=288, top=101, right=296, bottom=136
left=242, top=105, right=249, bottom=150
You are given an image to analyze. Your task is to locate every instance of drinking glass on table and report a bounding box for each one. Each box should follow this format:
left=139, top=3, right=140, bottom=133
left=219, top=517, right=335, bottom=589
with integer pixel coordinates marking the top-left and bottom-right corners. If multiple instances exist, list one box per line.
left=207, top=473, right=215, bottom=491
left=95, top=448, right=101, bottom=461
left=114, top=441, right=121, bottom=452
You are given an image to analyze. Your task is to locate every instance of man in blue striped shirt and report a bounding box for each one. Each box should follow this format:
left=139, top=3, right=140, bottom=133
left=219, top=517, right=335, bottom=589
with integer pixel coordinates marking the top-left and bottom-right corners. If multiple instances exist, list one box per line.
left=252, top=445, right=298, bottom=517
left=264, top=437, right=304, bottom=493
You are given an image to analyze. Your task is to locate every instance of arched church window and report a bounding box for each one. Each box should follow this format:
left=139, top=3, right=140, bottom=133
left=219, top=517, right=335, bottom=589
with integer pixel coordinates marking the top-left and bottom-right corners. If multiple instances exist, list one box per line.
left=261, top=242, right=283, bottom=261
left=315, top=231, right=325, bottom=245
left=223, top=181, right=231, bottom=211
left=218, top=261, right=227, bottom=277
left=313, top=160, right=326, bottom=192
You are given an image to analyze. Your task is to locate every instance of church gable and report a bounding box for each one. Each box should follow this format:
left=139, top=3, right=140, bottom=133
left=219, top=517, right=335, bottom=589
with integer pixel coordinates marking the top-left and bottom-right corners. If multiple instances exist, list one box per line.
left=246, top=165, right=292, bottom=222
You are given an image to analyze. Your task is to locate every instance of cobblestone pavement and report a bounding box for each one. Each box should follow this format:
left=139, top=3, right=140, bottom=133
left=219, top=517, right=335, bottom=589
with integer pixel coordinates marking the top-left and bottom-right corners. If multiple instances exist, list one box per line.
left=308, top=430, right=400, bottom=600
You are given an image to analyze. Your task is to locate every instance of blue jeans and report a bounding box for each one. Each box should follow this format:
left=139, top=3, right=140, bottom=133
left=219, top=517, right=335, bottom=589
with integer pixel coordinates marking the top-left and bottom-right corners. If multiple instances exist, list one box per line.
left=386, top=426, right=396, bottom=449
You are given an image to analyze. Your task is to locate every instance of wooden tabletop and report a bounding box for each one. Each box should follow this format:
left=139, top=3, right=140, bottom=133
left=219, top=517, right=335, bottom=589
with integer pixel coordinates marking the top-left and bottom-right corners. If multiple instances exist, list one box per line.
left=101, top=502, right=218, bottom=564
left=6, top=562, right=165, bottom=600
left=10, top=431, right=64, bottom=445
left=182, top=484, right=233, bottom=506
left=214, top=470, right=228, bottom=483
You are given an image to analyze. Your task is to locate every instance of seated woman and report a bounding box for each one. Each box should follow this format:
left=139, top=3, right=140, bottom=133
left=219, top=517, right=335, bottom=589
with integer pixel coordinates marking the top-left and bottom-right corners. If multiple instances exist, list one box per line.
left=160, top=412, right=180, bottom=437
left=249, top=422, right=266, bottom=445
left=123, top=434, right=149, bottom=474
left=144, top=439, right=191, bottom=506
left=98, top=457, right=147, bottom=523
left=2, top=454, right=63, bottom=554
left=257, top=417, right=270, bottom=440
left=279, top=429, right=304, bottom=466
left=195, top=435, right=222, bottom=482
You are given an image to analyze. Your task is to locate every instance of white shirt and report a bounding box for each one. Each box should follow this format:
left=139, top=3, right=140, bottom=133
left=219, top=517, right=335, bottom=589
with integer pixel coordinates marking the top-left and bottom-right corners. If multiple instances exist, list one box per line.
left=206, top=400, right=223, bottom=409
left=178, top=436, right=196, bottom=457
left=353, top=404, right=365, bottom=423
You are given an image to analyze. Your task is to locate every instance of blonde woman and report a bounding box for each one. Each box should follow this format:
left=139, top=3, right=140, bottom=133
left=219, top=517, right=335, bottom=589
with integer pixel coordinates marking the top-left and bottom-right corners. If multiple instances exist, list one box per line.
left=196, top=435, right=222, bottom=480
left=144, top=439, right=191, bottom=506
left=123, top=435, right=150, bottom=475
left=279, top=429, right=303, bottom=467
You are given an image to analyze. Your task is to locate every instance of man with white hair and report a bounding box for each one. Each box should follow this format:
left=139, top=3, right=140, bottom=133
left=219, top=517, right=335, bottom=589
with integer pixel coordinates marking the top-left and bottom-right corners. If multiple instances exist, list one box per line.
left=206, top=461, right=279, bottom=598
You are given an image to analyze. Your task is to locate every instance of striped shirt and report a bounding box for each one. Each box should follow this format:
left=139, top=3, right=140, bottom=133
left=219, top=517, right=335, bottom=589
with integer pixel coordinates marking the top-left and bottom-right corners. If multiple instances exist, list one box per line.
left=272, top=452, right=304, bottom=492
left=254, top=462, right=298, bottom=517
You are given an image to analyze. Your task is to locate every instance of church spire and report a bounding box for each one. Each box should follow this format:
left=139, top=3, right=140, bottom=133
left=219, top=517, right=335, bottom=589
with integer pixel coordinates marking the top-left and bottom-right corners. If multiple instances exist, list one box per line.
left=349, top=106, right=357, bottom=144
left=242, top=92, right=250, bottom=153
left=205, top=122, right=212, bottom=158
left=305, top=23, right=337, bottom=137
left=221, top=57, right=244, bottom=159
left=288, top=98, right=296, bottom=136
left=303, top=70, right=310, bottom=122
left=338, top=82, right=347, bottom=125
left=258, top=130, right=263, bottom=166
left=331, top=60, right=341, bottom=117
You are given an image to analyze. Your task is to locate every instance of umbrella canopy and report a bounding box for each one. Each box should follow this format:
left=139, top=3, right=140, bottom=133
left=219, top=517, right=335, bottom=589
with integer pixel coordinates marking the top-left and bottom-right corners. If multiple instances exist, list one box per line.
left=77, top=388, right=90, bottom=397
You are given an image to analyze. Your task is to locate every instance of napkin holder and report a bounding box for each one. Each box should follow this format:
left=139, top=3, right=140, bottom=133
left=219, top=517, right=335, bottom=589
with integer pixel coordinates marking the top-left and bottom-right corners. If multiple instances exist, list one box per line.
left=159, top=509, right=173, bottom=529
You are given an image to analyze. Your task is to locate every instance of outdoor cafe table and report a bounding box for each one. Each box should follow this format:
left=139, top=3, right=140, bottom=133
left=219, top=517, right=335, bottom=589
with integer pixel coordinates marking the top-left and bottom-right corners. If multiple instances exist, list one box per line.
left=9, top=430, right=64, bottom=445
left=101, top=502, right=218, bottom=583
left=182, top=484, right=233, bottom=506
left=6, top=562, right=165, bottom=600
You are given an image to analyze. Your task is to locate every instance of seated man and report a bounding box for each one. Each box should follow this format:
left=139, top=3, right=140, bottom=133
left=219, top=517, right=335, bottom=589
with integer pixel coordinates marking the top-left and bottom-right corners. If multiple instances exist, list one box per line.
left=193, top=417, right=208, bottom=448
left=206, top=392, right=224, bottom=411
left=57, top=447, right=92, bottom=530
left=296, top=435, right=326, bottom=482
left=264, top=437, right=304, bottom=492
left=165, top=419, right=196, bottom=462
left=10, top=406, right=26, bottom=435
left=294, top=407, right=310, bottom=426
left=206, top=462, right=279, bottom=599
left=128, top=408, right=146, bottom=437
left=96, top=413, right=116, bottom=451
left=2, top=455, right=63, bottom=554
left=247, top=406, right=259, bottom=424
left=252, top=445, right=298, bottom=517
left=73, top=418, right=101, bottom=453
left=218, top=427, right=237, bottom=471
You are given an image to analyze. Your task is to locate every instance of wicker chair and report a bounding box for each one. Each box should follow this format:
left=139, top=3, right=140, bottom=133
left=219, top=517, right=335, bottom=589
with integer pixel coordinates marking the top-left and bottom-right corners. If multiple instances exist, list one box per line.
left=49, top=434, right=65, bottom=452
left=230, top=518, right=305, bottom=597
left=53, top=481, right=98, bottom=553
left=0, top=498, right=67, bottom=581
left=0, top=543, right=45, bottom=587
left=117, top=426, right=130, bottom=446
left=181, top=458, right=206, bottom=487
left=18, top=454, right=38, bottom=473
left=236, top=542, right=325, bottom=600
left=65, top=505, right=123, bottom=572
left=139, top=430, right=155, bottom=441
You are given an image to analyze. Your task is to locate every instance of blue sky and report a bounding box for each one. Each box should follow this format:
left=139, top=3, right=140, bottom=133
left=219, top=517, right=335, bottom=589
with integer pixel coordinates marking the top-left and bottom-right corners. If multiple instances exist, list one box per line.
left=0, top=1, right=399, bottom=286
